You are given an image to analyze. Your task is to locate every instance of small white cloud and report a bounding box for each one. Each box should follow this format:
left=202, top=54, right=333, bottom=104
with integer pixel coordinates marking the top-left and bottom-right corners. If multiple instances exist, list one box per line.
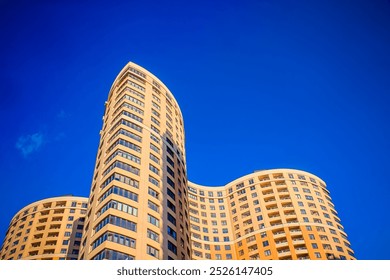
left=15, top=133, right=44, bottom=157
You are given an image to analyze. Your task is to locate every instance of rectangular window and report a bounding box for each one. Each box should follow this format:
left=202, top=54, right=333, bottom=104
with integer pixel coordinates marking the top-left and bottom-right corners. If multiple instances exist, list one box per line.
left=98, top=200, right=138, bottom=217
left=167, top=166, right=175, bottom=177
left=147, top=229, right=159, bottom=242
left=166, top=155, right=175, bottom=167
left=92, top=231, right=136, bottom=250
left=148, top=200, right=159, bottom=212
left=168, top=241, right=177, bottom=255
left=147, top=214, right=159, bottom=227
left=100, top=172, right=139, bottom=190
left=102, top=160, right=140, bottom=177
left=93, top=249, right=134, bottom=260
left=149, top=176, right=160, bottom=187
left=150, top=143, right=160, bottom=153
left=336, top=246, right=344, bottom=252
left=149, top=153, right=160, bottom=164
left=149, top=164, right=159, bottom=175
left=167, top=188, right=175, bottom=200
left=167, top=200, right=176, bottom=212
left=147, top=245, right=159, bottom=258
left=167, top=177, right=175, bottom=188
left=95, top=215, right=136, bottom=233
left=148, top=187, right=159, bottom=199
left=168, top=213, right=176, bottom=226
left=167, top=226, right=177, bottom=240
left=99, top=186, right=138, bottom=204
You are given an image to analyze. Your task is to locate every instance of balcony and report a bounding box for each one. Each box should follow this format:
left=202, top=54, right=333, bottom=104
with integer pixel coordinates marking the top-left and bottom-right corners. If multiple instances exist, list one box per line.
left=282, top=204, right=293, bottom=208
left=55, top=201, right=66, bottom=207
left=264, top=198, right=276, bottom=203
left=42, top=203, right=52, bottom=209
left=292, top=238, right=305, bottom=245
left=275, top=240, right=288, bottom=247
left=268, top=214, right=281, bottom=219
left=289, top=229, right=302, bottom=236
left=49, top=225, right=61, bottom=230
left=295, top=247, right=308, bottom=254
left=262, top=190, right=274, bottom=196
left=259, top=176, right=270, bottom=182
left=43, top=249, right=55, bottom=255
left=273, top=231, right=286, bottom=237
left=35, top=226, right=45, bottom=232
left=45, top=241, right=57, bottom=246
left=278, top=249, right=291, bottom=258
left=266, top=204, right=278, bottom=211
left=30, top=242, right=41, bottom=248
left=47, top=232, right=59, bottom=238
left=270, top=220, right=283, bottom=227
left=33, top=234, right=43, bottom=240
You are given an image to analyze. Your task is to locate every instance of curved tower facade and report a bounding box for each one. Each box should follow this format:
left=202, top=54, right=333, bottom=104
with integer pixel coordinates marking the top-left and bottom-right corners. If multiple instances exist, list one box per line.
left=0, top=63, right=356, bottom=261
left=0, top=196, right=88, bottom=260
left=79, top=62, right=191, bottom=260
left=188, top=169, right=355, bottom=260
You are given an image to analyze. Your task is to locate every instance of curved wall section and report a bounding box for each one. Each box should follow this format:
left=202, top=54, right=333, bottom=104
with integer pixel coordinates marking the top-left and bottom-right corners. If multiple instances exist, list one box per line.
left=0, top=196, right=88, bottom=260
left=80, top=62, right=191, bottom=260
left=188, top=169, right=355, bottom=260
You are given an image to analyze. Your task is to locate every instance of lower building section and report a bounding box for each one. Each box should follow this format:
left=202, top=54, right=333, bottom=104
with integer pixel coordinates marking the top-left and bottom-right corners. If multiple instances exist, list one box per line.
left=0, top=169, right=355, bottom=260
left=0, top=196, right=88, bottom=260
left=188, top=169, right=355, bottom=260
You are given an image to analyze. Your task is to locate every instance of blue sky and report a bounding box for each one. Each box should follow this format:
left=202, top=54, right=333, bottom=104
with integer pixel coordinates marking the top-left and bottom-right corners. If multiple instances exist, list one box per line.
left=1, top=0, right=389, bottom=260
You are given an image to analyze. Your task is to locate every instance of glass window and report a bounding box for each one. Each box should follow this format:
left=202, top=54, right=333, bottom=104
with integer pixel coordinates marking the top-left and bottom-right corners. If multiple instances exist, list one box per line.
left=147, top=245, right=159, bottom=258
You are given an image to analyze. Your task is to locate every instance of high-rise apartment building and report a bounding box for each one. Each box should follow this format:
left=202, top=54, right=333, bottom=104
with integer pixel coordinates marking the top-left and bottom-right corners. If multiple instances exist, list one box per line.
left=188, top=169, right=355, bottom=260
left=0, top=62, right=355, bottom=260
left=0, top=196, right=88, bottom=260
left=79, top=62, right=191, bottom=260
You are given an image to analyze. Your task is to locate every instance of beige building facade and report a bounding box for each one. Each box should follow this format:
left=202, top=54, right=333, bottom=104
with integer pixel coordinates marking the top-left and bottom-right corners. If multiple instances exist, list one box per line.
left=0, top=196, right=88, bottom=260
left=79, top=62, right=191, bottom=260
left=0, top=62, right=356, bottom=260
left=188, top=169, right=355, bottom=260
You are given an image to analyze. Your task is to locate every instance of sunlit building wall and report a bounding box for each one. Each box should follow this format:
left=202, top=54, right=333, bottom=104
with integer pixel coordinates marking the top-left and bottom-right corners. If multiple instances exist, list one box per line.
left=0, top=196, right=88, bottom=260
left=79, top=62, right=191, bottom=260
left=188, top=169, right=355, bottom=260
left=0, top=63, right=355, bottom=261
